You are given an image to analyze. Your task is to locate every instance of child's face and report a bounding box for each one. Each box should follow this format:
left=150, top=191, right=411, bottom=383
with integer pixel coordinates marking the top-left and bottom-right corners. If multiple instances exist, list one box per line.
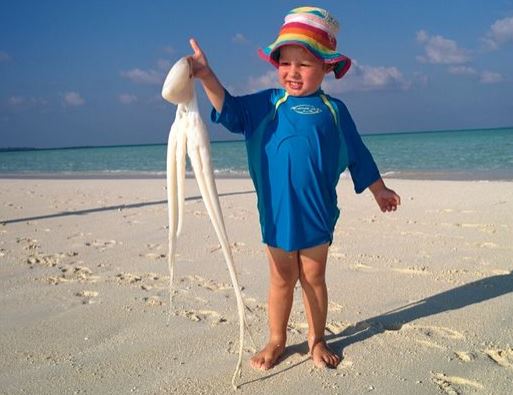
left=277, top=45, right=331, bottom=96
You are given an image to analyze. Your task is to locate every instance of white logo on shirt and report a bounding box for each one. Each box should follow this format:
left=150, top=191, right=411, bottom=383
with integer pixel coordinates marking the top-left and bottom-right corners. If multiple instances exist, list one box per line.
left=291, top=104, right=322, bottom=115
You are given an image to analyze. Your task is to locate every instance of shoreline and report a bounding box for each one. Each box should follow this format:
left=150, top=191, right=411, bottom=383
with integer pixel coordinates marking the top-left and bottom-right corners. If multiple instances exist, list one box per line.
left=1, top=169, right=513, bottom=181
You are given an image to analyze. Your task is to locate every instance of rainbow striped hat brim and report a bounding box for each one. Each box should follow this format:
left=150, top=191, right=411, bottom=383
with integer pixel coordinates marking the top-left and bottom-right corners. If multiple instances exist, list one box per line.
left=258, top=7, right=351, bottom=79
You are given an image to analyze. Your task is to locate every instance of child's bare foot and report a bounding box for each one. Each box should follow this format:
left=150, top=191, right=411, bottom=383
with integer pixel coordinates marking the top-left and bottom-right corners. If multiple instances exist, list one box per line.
left=250, top=341, right=285, bottom=370
left=309, top=339, right=341, bottom=368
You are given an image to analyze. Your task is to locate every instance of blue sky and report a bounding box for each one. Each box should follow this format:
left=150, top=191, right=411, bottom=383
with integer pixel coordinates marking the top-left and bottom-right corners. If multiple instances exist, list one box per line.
left=1, top=0, right=513, bottom=148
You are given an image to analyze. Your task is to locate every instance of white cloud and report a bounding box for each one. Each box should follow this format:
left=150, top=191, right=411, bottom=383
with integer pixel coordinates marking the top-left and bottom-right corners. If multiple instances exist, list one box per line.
left=8, top=96, right=47, bottom=107
left=247, top=61, right=410, bottom=94
left=63, top=91, right=85, bottom=106
left=247, top=70, right=279, bottom=91
left=416, top=30, right=429, bottom=44
left=325, top=60, right=410, bottom=93
left=119, top=94, right=137, bottom=104
left=361, top=65, right=408, bottom=89
left=157, top=58, right=173, bottom=70
left=163, top=46, right=176, bottom=54
left=8, top=96, right=24, bottom=105
left=0, top=51, right=11, bottom=62
left=416, top=30, right=470, bottom=64
left=446, top=67, right=502, bottom=84
left=232, top=33, right=249, bottom=44
left=480, top=71, right=503, bottom=84
left=448, top=65, right=477, bottom=75
left=121, top=68, right=162, bottom=84
left=482, top=16, right=513, bottom=50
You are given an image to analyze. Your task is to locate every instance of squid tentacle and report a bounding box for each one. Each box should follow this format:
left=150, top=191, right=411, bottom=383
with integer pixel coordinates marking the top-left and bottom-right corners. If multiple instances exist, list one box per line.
left=175, top=106, right=188, bottom=237
left=188, top=135, right=246, bottom=388
left=166, top=117, right=180, bottom=310
left=163, top=57, right=254, bottom=389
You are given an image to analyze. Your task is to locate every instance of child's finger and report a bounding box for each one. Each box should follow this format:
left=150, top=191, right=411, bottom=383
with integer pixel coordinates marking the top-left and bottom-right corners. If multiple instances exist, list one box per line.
left=189, top=38, right=203, bottom=57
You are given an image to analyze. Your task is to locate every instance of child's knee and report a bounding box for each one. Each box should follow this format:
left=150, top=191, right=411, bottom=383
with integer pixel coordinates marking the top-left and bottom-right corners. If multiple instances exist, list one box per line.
left=269, top=265, right=299, bottom=289
left=299, top=269, right=326, bottom=288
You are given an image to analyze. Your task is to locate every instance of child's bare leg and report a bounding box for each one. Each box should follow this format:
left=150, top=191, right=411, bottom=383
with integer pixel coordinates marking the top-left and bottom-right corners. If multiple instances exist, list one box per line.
left=299, top=243, right=341, bottom=368
left=250, top=245, right=299, bottom=370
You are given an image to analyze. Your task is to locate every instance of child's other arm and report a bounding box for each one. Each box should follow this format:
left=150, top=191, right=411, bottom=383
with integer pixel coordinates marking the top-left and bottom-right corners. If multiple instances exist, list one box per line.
left=189, top=38, right=225, bottom=113
left=369, top=178, right=401, bottom=212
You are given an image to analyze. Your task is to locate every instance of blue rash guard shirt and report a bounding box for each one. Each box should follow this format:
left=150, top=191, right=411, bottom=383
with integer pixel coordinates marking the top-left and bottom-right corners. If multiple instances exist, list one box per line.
left=211, top=88, right=380, bottom=252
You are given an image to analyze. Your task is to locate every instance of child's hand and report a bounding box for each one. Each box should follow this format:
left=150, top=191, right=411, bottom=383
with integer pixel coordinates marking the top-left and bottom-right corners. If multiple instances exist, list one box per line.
left=187, top=38, right=225, bottom=113
left=188, top=38, right=212, bottom=81
left=373, top=188, right=400, bottom=212
left=369, top=179, right=401, bottom=212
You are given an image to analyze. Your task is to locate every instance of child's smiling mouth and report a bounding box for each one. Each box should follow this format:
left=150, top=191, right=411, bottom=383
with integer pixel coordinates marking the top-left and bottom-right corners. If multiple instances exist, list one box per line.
left=287, top=81, right=303, bottom=90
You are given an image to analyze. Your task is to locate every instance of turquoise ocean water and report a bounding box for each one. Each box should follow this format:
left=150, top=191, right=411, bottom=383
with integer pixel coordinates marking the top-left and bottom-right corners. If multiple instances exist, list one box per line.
left=1, top=127, right=512, bottom=180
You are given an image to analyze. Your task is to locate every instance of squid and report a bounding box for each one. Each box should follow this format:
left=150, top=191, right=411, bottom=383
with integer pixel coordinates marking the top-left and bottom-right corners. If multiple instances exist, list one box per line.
left=161, top=57, right=250, bottom=389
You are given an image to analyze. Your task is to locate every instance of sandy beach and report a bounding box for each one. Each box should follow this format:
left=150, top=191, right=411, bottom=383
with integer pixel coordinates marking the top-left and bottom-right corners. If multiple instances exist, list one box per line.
left=1, top=176, right=512, bottom=394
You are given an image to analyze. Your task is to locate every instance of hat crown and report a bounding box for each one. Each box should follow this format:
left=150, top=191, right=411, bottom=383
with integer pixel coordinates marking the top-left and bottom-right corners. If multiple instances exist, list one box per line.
left=284, top=7, right=340, bottom=38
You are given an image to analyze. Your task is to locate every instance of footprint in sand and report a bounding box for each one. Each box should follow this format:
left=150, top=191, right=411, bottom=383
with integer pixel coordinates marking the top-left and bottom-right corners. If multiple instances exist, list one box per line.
left=4, top=202, right=23, bottom=210
left=413, top=324, right=465, bottom=340
left=407, top=324, right=465, bottom=350
left=123, top=212, right=143, bottom=225
left=192, top=210, right=207, bottom=217
left=143, top=295, right=164, bottom=306
left=227, top=207, right=251, bottom=221
left=287, top=321, right=309, bottom=334
left=478, top=241, right=499, bottom=249
left=454, top=351, right=476, bottom=362
left=85, top=239, right=119, bottom=252
left=242, top=297, right=266, bottom=315
left=27, top=254, right=59, bottom=268
left=328, top=252, right=346, bottom=260
left=415, top=339, right=446, bottom=350
left=116, top=272, right=142, bottom=284
left=26, top=251, right=79, bottom=268
left=47, top=264, right=99, bottom=285
left=66, top=232, right=92, bottom=240
left=459, top=223, right=496, bottom=234
left=16, top=237, right=40, bottom=251
left=431, top=372, right=484, bottom=394
left=391, top=266, right=431, bottom=276
left=209, top=241, right=246, bottom=254
left=484, top=347, right=513, bottom=371
left=115, top=272, right=165, bottom=292
left=177, top=309, right=227, bottom=325
left=325, top=321, right=351, bottom=335
left=182, top=275, right=232, bottom=292
left=142, top=252, right=166, bottom=260
left=140, top=243, right=166, bottom=260
left=351, top=262, right=374, bottom=271
left=75, top=290, right=99, bottom=304
left=328, top=301, right=345, bottom=312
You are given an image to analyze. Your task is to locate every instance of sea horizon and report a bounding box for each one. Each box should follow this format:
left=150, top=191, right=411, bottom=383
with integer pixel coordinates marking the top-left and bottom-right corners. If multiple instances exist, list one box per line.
left=1, top=125, right=512, bottom=152
left=1, top=126, right=512, bottom=182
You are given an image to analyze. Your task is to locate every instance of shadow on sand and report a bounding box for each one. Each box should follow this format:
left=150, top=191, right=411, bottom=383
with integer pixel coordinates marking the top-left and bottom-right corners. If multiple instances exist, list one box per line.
left=240, top=270, right=513, bottom=386
left=327, top=270, right=513, bottom=352
left=1, top=190, right=255, bottom=225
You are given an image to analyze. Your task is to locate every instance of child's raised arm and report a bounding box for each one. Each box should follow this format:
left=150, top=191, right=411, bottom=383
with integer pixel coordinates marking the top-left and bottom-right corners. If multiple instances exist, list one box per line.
left=189, top=38, right=225, bottom=113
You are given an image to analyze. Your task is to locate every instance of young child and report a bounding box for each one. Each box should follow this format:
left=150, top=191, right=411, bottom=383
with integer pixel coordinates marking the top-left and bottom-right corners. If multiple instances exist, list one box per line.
left=188, top=6, right=400, bottom=370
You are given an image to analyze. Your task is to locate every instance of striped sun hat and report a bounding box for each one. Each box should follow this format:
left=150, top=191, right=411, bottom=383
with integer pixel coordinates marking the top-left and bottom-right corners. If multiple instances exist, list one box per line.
left=258, top=7, right=351, bottom=79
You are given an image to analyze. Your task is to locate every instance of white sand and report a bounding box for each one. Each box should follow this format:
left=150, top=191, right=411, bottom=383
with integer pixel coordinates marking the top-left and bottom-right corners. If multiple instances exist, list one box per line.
left=1, top=177, right=512, bottom=394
